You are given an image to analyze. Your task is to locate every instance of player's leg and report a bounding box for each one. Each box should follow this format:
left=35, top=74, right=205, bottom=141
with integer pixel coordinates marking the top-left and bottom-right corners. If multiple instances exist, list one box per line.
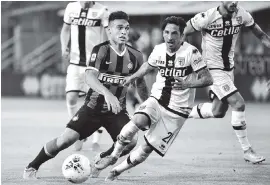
left=226, top=91, right=265, bottom=164
left=189, top=94, right=229, bottom=119
left=94, top=98, right=157, bottom=170
left=23, top=128, right=80, bottom=179
left=106, top=142, right=153, bottom=181
left=23, top=104, right=101, bottom=179
left=91, top=128, right=103, bottom=151
left=106, top=104, right=187, bottom=181
left=66, top=65, right=88, bottom=151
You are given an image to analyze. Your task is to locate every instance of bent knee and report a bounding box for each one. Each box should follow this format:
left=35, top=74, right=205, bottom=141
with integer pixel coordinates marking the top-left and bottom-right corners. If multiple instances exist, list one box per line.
left=233, top=99, right=245, bottom=111
left=66, top=93, right=79, bottom=105
left=132, top=114, right=151, bottom=130
left=141, top=143, right=153, bottom=154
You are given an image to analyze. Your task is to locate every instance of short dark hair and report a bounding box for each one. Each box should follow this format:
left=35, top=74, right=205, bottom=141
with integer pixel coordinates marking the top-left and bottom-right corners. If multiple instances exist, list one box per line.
left=109, top=11, right=129, bottom=22
left=161, top=16, right=186, bottom=34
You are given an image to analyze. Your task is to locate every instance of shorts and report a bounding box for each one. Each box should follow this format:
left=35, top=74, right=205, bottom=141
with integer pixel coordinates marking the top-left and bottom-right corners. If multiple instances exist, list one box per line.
left=134, top=97, right=187, bottom=157
left=65, top=64, right=89, bottom=97
left=67, top=104, right=130, bottom=140
left=209, top=69, right=238, bottom=101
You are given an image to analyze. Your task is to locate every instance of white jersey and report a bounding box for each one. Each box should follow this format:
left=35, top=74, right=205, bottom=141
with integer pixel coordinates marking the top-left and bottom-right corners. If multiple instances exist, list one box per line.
left=190, top=6, right=255, bottom=70
left=148, top=42, right=207, bottom=116
left=64, top=2, right=109, bottom=66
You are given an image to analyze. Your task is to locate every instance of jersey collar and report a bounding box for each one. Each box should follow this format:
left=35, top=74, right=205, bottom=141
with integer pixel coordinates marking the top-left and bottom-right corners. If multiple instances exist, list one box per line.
left=110, top=45, right=127, bottom=56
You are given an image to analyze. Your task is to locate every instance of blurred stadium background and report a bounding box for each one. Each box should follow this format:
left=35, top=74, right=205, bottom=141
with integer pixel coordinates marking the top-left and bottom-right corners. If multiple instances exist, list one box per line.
left=1, top=1, right=270, bottom=101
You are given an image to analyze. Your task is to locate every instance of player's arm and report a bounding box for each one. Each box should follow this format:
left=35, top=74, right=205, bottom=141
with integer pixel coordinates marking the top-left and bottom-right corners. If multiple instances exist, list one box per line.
left=184, top=68, right=213, bottom=88
left=60, top=23, right=71, bottom=56
left=123, top=62, right=155, bottom=87
left=249, top=24, right=270, bottom=48
left=61, top=3, right=72, bottom=56
left=134, top=54, right=150, bottom=102
left=101, top=7, right=110, bottom=41
left=85, top=46, right=121, bottom=114
left=184, top=12, right=208, bottom=38
left=173, top=49, right=213, bottom=90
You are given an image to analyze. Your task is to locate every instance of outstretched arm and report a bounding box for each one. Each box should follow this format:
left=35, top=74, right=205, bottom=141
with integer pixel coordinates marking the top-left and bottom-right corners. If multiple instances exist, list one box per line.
left=123, top=62, right=155, bottom=86
left=250, top=23, right=270, bottom=48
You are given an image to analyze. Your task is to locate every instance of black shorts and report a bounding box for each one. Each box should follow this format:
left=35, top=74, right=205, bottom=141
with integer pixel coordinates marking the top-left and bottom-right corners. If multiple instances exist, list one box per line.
left=66, top=104, right=130, bottom=140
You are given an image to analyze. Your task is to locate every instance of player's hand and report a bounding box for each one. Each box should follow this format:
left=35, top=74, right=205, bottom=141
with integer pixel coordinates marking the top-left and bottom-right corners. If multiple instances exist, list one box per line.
left=62, top=49, right=70, bottom=61
left=123, top=76, right=137, bottom=86
left=104, top=91, right=122, bottom=114
left=172, top=77, right=190, bottom=90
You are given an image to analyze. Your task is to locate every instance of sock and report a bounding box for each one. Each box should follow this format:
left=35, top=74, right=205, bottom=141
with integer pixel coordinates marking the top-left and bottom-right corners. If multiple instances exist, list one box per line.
left=111, top=121, right=140, bottom=158
left=92, top=129, right=103, bottom=143
left=66, top=103, right=78, bottom=118
left=28, top=147, right=53, bottom=170
left=189, top=103, right=214, bottom=119
left=231, top=111, right=251, bottom=151
left=100, top=144, right=115, bottom=158
left=113, top=146, right=150, bottom=174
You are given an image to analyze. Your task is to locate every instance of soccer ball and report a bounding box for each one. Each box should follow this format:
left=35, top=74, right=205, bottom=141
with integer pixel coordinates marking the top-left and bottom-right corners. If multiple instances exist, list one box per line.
left=62, top=154, right=91, bottom=184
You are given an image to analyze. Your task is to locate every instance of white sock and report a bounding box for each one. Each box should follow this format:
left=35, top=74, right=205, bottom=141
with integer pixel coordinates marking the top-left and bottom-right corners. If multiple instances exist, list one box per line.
left=92, top=129, right=103, bottom=143
left=113, top=146, right=150, bottom=174
left=231, top=111, right=251, bottom=151
left=111, top=121, right=140, bottom=158
left=189, top=103, right=214, bottom=119
left=66, top=103, right=78, bottom=118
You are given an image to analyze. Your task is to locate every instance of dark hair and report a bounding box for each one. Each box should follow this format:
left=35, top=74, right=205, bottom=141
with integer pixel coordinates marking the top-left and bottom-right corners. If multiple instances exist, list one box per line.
left=109, top=11, right=129, bottom=22
left=161, top=16, right=186, bottom=34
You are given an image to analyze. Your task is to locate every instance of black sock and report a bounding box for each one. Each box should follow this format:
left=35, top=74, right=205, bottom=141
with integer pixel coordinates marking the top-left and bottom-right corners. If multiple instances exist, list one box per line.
left=100, top=144, right=115, bottom=158
left=28, top=147, right=54, bottom=170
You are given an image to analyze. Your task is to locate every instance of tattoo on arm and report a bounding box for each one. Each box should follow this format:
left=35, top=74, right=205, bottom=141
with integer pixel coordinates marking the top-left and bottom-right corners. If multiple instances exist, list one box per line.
left=251, top=23, right=270, bottom=41
left=186, top=68, right=213, bottom=88
left=197, top=68, right=213, bottom=87
left=135, top=77, right=149, bottom=102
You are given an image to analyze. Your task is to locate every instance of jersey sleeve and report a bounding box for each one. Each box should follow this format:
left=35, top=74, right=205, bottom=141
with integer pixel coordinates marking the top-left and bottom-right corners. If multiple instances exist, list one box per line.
left=134, top=52, right=144, bottom=72
left=147, top=46, right=159, bottom=68
left=190, top=48, right=207, bottom=72
left=101, top=8, right=110, bottom=28
left=63, top=3, right=72, bottom=25
left=190, top=12, right=209, bottom=31
left=86, top=45, right=107, bottom=72
left=243, top=11, right=255, bottom=27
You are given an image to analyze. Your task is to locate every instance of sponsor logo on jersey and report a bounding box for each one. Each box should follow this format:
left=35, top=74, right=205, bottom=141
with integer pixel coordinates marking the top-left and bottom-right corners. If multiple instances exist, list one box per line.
left=207, top=26, right=240, bottom=37
left=98, top=73, right=125, bottom=85
left=159, top=67, right=191, bottom=77
left=70, top=17, right=101, bottom=26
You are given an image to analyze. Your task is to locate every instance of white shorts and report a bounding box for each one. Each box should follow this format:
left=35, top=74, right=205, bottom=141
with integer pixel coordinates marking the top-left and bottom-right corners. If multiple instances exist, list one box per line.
left=65, top=64, right=90, bottom=96
left=209, top=70, right=238, bottom=101
left=135, top=97, right=187, bottom=157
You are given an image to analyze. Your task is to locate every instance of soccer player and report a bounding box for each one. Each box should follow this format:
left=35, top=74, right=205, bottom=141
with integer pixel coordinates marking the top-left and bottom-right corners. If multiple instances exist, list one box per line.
left=23, top=11, right=148, bottom=180
left=185, top=1, right=270, bottom=163
left=93, top=16, right=213, bottom=181
left=61, top=1, right=109, bottom=151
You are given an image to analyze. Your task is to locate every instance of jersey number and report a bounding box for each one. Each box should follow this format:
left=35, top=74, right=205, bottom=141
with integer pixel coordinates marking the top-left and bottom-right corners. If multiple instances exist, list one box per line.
left=162, top=132, right=173, bottom=144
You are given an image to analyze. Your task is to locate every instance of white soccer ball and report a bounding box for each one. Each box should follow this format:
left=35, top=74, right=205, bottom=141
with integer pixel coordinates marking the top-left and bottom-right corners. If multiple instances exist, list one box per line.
left=62, top=154, right=91, bottom=184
